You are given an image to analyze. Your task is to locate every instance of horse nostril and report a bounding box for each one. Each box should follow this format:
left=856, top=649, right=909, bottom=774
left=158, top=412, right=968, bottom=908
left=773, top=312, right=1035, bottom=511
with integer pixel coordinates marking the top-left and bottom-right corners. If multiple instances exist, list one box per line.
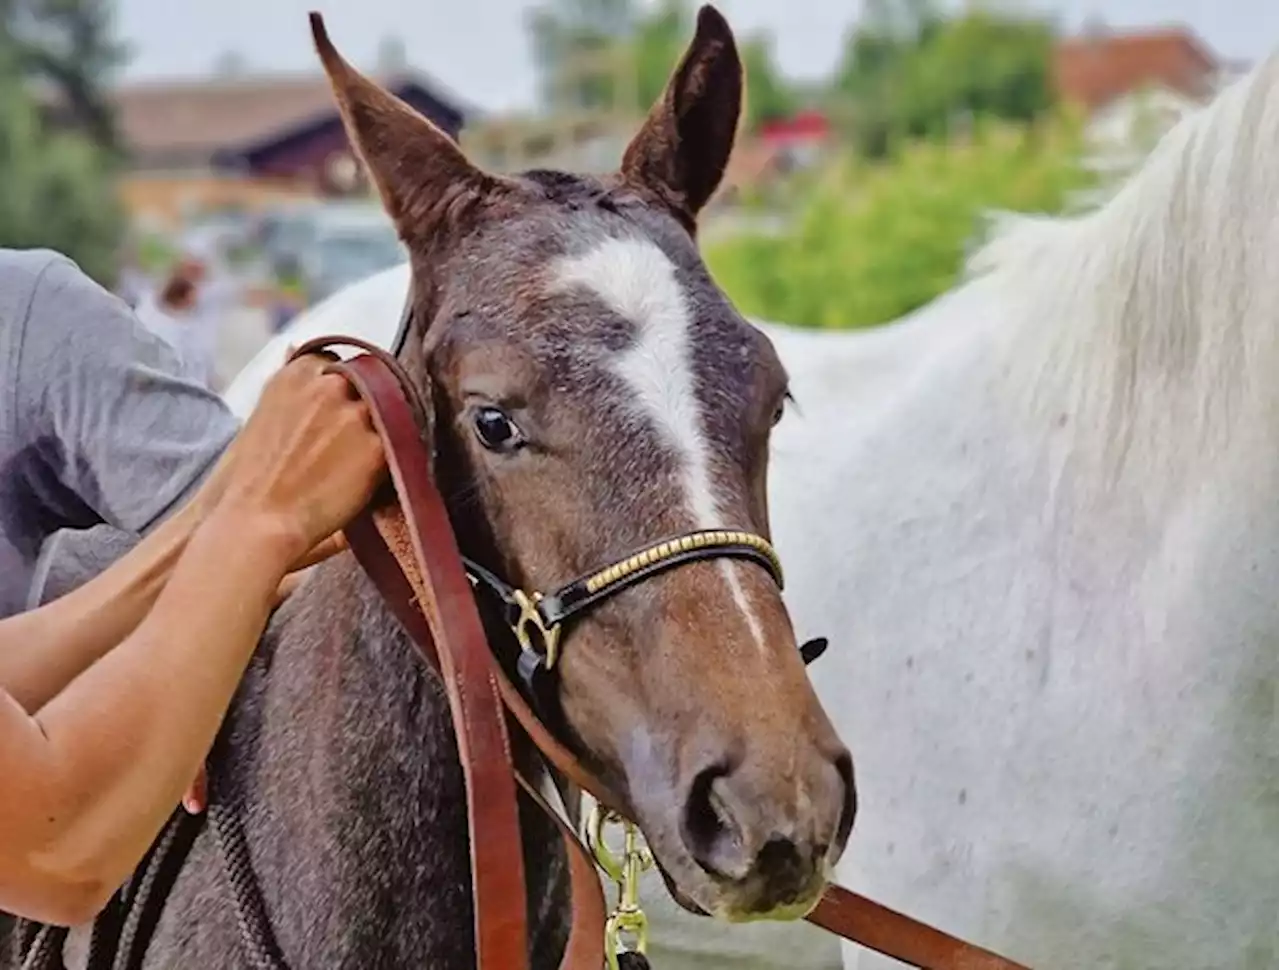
left=679, top=746, right=852, bottom=897
left=752, top=836, right=815, bottom=908
left=833, top=749, right=857, bottom=853
left=680, top=760, right=747, bottom=880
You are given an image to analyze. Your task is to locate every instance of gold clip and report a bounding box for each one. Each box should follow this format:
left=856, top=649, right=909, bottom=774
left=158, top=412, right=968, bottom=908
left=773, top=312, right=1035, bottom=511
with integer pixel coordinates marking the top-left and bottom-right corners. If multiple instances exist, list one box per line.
left=587, top=803, right=654, bottom=970
left=510, top=589, right=563, bottom=669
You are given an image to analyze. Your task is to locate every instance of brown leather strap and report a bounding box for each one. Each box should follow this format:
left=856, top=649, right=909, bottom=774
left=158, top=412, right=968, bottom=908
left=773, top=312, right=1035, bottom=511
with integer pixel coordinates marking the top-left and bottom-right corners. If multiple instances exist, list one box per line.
left=350, top=501, right=611, bottom=970
left=327, top=347, right=608, bottom=970
left=515, top=774, right=608, bottom=970
left=334, top=352, right=530, bottom=970
left=299, top=341, right=1032, bottom=970
left=808, top=885, right=1031, bottom=970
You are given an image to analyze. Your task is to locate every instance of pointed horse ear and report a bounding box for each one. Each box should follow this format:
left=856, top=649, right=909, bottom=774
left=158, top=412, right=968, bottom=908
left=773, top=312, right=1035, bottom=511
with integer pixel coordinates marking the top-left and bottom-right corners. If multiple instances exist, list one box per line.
left=309, top=12, right=505, bottom=242
left=619, top=5, right=743, bottom=233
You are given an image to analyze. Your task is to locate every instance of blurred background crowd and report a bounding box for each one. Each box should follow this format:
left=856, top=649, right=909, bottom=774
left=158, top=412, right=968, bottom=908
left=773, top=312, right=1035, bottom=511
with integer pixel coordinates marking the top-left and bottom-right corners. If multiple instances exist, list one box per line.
left=0, top=0, right=1274, bottom=391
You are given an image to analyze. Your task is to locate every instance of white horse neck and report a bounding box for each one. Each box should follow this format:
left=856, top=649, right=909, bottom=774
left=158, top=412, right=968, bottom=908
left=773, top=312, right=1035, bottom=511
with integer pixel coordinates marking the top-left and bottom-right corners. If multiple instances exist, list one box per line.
left=964, top=55, right=1278, bottom=499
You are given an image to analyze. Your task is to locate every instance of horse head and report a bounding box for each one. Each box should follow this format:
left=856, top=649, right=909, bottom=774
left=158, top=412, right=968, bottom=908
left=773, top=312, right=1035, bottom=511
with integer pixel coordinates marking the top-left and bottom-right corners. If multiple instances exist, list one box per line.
left=310, top=6, right=854, bottom=922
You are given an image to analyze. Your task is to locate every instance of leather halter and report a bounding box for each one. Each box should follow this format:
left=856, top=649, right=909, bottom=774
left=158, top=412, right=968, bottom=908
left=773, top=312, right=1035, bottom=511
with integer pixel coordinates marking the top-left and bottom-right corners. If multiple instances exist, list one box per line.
left=285, top=329, right=1031, bottom=970
left=464, top=529, right=827, bottom=693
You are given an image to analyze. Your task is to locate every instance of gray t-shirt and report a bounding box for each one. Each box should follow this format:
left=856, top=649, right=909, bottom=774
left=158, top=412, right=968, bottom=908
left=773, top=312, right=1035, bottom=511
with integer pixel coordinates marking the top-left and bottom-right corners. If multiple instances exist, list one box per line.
left=0, top=248, right=239, bottom=616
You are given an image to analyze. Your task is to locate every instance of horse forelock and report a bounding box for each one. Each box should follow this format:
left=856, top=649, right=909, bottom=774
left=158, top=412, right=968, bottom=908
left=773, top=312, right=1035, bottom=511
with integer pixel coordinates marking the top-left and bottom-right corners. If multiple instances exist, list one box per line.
left=967, top=54, right=1278, bottom=492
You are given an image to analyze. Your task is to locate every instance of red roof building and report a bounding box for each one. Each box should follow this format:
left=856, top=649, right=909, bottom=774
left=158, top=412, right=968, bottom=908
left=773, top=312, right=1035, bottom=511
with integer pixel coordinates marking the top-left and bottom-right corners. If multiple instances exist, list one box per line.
left=1053, top=27, right=1220, bottom=111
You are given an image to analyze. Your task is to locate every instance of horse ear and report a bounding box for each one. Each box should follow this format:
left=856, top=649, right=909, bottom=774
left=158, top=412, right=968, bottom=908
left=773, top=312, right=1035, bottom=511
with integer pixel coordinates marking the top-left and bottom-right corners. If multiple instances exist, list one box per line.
left=619, top=5, right=742, bottom=232
left=309, top=12, right=497, bottom=240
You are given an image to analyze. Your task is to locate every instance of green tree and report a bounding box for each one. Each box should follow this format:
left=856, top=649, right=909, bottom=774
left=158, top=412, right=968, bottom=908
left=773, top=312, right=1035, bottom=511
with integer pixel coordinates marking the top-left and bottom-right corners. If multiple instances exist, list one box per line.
left=834, top=0, right=940, bottom=99
left=630, top=0, right=687, bottom=109
left=5, top=0, right=127, bottom=152
left=740, top=34, right=794, bottom=129
left=0, top=38, right=125, bottom=281
left=833, top=2, right=1054, bottom=158
left=705, top=113, right=1094, bottom=329
left=526, top=0, right=795, bottom=129
left=525, top=0, right=638, bottom=110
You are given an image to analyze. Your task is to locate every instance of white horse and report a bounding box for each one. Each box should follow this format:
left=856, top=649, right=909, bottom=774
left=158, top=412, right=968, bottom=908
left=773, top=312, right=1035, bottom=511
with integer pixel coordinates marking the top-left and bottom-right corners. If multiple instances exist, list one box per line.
left=225, top=56, right=1278, bottom=970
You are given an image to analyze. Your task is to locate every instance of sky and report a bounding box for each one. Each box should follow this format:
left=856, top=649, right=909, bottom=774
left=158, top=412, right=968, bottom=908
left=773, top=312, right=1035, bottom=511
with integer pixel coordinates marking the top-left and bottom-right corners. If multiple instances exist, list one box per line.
left=116, top=0, right=1278, bottom=112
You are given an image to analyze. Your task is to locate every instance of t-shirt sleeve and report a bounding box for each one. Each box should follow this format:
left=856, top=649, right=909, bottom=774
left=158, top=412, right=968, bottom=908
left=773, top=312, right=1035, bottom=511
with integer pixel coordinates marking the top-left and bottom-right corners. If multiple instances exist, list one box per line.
left=15, top=255, right=239, bottom=532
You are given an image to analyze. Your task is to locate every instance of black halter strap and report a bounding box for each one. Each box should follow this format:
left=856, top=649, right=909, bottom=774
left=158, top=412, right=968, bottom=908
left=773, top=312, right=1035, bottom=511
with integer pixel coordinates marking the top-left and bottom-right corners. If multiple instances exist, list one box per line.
left=464, top=528, right=828, bottom=697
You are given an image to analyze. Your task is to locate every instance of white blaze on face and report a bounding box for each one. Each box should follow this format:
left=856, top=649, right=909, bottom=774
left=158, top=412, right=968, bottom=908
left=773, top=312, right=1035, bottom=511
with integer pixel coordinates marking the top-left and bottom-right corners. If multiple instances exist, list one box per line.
left=551, top=236, right=767, bottom=652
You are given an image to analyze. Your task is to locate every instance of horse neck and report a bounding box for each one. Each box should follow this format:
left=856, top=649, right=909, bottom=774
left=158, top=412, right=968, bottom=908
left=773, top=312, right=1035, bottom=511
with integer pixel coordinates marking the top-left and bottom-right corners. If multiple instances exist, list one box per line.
left=969, top=58, right=1277, bottom=511
left=217, top=554, right=570, bottom=967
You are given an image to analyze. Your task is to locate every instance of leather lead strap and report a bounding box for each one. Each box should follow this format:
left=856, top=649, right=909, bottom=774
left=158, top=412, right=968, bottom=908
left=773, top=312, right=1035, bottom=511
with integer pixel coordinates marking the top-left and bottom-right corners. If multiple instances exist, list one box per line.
left=335, top=353, right=530, bottom=970
left=807, top=887, right=1031, bottom=970
left=302, top=342, right=1032, bottom=970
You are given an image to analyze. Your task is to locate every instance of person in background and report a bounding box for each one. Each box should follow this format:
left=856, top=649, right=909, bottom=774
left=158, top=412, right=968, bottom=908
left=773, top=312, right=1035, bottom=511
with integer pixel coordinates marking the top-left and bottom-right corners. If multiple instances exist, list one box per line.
left=134, top=269, right=211, bottom=386
left=166, top=235, right=279, bottom=389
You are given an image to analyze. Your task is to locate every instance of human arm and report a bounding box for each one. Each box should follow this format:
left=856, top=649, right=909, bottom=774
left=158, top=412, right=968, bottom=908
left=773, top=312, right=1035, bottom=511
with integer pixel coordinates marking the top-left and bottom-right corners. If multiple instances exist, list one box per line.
left=0, top=356, right=384, bottom=925
left=0, top=495, right=200, bottom=713
left=0, top=512, right=293, bottom=924
left=15, top=254, right=238, bottom=545
left=0, top=443, right=346, bottom=714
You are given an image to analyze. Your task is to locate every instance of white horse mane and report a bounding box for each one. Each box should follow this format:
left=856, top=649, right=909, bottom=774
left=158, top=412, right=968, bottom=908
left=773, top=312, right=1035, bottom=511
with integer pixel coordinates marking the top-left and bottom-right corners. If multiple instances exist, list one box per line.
left=966, top=54, right=1278, bottom=489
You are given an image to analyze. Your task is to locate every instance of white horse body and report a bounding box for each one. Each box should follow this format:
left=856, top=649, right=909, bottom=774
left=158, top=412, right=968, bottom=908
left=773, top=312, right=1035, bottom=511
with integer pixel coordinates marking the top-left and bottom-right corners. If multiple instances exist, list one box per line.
left=224, top=57, right=1278, bottom=970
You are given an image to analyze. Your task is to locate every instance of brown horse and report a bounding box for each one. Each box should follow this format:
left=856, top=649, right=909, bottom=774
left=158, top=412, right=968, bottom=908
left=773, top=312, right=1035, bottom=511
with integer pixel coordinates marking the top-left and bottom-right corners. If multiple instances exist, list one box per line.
left=5, top=7, right=854, bottom=968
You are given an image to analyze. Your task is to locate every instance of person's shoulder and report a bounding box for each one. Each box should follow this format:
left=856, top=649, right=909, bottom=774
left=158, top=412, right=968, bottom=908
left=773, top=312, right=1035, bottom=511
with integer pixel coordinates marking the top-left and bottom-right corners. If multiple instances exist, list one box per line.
left=1, top=247, right=123, bottom=326
left=18, top=249, right=113, bottom=304
left=0, top=248, right=77, bottom=321
left=11, top=248, right=137, bottom=355
left=0, top=247, right=73, bottom=281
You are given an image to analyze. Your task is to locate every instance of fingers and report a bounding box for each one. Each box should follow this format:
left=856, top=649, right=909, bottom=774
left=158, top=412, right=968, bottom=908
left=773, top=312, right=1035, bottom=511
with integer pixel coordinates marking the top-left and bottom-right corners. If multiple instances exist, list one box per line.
left=272, top=570, right=305, bottom=607
left=213, top=350, right=387, bottom=557
left=267, top=535, right=347, bottom=607
left=293, top=531, right=349, bottom=571
left=181, top=764, right=208, bottom=815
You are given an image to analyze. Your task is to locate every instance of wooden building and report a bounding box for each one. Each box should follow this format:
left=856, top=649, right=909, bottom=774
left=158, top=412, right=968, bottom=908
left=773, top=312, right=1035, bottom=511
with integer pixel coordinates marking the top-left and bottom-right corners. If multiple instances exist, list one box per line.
left=108, top=70, right=468, bottom=227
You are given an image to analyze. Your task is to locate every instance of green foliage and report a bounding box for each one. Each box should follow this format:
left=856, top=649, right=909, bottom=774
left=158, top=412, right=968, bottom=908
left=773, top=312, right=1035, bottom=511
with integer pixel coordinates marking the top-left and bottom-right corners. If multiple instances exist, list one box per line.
left=526, top=0, right=639, bottom=110
left=0, top=49, right=125, bottom=282
left=740, top=34, right=795, bottom=129
left=834, top=2, right=1055, bottom=157
left=526, top=0, right=796, bottom=131
left=5, top=0, right=128, bottom=152
left=630, top=0, right=689, bottom=109
left=705, top=114, right=1095, bottom=329
left=133, top=230, right=175, bottom=273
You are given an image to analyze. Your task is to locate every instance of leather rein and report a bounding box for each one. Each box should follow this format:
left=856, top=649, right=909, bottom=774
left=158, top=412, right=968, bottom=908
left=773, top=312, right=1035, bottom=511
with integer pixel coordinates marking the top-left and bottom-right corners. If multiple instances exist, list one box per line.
left=288, top=334, right=1030, bottom=970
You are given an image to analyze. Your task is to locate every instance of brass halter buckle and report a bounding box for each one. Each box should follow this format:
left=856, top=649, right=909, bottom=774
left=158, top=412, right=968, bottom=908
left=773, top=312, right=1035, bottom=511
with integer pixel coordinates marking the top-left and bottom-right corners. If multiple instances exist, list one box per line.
left=509, top=589, right=563, bottom=670
left=586, top=801, right=654, bottom=970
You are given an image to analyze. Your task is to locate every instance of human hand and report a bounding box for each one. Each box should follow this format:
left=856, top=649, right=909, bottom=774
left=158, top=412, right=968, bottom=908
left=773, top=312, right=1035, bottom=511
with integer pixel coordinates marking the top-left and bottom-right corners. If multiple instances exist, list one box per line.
left=214, top=355, right=385, bottom=566
left=182, top=765, right=207, bottom=814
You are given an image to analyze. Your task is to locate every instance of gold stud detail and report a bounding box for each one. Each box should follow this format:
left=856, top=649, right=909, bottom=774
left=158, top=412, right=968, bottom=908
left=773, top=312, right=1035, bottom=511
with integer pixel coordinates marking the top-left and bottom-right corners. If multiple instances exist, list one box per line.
left=572, top=529, right=784, bottom=596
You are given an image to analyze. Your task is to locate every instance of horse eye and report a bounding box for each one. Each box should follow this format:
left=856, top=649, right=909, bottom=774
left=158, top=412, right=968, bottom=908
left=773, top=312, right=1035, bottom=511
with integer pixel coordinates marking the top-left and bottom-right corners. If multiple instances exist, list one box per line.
left=473, top=406, right=523, bottom=451
left=771, top=392, right=792, bottom=427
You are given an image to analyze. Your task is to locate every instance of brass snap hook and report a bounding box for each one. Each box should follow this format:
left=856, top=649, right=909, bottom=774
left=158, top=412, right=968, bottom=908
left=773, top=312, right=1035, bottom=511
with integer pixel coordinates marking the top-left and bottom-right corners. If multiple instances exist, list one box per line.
left=586, top=802, right=654, bottom=970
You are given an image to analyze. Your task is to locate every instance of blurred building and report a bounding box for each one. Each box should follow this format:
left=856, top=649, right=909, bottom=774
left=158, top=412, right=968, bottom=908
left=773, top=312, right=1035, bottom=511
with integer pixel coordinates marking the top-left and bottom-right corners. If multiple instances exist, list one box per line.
left=758, top=111, right=833, bottom=172
left=462, top=111, right=633, bottom=174
left=1054, top=26, right=1224, bottom=179
left=463, top=45, right=635, bottom=175
left=107, top=65, right=468, bottom=228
